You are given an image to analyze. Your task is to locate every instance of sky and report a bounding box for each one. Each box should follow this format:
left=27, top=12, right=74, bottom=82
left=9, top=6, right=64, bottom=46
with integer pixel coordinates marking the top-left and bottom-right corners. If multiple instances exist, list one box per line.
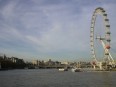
left=0, top=0, right=116, bottom=61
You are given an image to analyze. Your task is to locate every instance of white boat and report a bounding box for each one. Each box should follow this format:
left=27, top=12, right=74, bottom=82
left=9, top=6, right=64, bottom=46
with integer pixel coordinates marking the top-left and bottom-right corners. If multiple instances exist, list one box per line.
left=71, top=68, right=81, bottom=72
left=58, top=68, right=68, bottom=71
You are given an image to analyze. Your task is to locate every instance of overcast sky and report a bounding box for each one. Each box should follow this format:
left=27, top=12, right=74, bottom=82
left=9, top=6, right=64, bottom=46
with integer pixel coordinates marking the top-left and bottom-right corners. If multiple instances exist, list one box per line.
left=0, top=0, right=116, bottom=61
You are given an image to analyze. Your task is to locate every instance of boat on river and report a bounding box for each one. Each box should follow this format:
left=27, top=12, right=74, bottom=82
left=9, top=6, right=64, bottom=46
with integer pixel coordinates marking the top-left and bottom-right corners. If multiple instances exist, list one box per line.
left=58, top=68, right=68, bottom=71
left=71, top=68, right=82, bottom=72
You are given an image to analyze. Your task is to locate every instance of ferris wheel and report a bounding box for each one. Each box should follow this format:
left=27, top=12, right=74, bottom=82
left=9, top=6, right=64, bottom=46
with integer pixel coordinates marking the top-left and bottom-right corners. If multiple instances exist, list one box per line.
left=90, top=7, right=115, bottom=69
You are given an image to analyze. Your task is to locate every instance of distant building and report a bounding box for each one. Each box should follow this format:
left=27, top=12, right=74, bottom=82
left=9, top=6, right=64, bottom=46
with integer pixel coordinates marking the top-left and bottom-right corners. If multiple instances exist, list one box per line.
left=32, top=60, right=39, bottom=65
left=10, top=57, right=17, bottom=63
left=61, top=61, right=69, bottom=65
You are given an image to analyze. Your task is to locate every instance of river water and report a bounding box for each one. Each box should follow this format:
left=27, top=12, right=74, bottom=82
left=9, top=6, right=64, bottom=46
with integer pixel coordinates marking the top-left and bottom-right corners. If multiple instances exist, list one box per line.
left=0, top=69, right=116, bottom=87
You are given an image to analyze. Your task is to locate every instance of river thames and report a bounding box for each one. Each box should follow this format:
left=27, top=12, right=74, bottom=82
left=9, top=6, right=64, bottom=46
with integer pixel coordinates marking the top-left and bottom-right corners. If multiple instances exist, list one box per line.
left=0, top=69, right=116, bottom=87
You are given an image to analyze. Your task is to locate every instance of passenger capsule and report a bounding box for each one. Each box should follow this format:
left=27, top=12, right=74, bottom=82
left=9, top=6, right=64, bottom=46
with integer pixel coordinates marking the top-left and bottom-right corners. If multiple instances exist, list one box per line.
left=105, top=53, right=109, bottom=55
left=106, top=32, right=111, bottom=34
left=97, top=7, right=103, bottom=10
left=107, top=39, right=111, bottom=42
left=92, top=61, right=96, bottom=65
left=106, top=45, right=110, bottom=49
left=102, top=10, right=105, bottom=12
left=103, top=14, right=107, bottom=16
left=106, top=25, right=110, bottom=27
left=105, top=19, right=109, bottom=21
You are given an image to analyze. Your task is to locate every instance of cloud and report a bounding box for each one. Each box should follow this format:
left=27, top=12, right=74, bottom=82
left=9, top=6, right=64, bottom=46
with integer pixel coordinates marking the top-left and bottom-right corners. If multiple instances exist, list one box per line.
left=0, top=0, right=116, bottom=61
left=0, top=0, right=18, bottom=20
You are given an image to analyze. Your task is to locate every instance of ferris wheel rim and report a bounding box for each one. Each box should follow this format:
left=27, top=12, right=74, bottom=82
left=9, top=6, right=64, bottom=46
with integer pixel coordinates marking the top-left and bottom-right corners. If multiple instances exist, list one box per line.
left=90, top=7, right=111, bottom=62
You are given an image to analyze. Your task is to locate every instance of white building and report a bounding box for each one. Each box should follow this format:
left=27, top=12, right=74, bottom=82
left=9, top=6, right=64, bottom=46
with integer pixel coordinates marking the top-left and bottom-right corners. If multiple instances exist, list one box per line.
left=61, top=61, right=69, bottom=65
left=32, top=60, right=39, bottom=65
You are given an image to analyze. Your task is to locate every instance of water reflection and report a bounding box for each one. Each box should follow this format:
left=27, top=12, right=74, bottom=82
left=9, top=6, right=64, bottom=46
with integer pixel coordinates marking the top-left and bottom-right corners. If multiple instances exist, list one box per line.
left=101, top=72, right=113, bottom=87
left=0, top=69, right=116, bottom=87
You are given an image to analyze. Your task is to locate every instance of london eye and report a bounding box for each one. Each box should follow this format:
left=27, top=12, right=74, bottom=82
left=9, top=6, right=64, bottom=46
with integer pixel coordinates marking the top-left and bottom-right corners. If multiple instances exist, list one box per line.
left=90, top=7, right=115, bottom=70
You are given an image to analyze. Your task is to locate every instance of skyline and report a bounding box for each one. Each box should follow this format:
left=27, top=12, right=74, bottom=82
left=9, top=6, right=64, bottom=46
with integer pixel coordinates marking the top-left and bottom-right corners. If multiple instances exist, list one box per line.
left=0, top=0, right=116, bottom=61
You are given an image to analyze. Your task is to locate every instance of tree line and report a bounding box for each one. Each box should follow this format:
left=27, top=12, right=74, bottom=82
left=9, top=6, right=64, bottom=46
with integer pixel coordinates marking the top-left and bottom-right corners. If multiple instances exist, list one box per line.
left=0, top=54, right=26, bottom=69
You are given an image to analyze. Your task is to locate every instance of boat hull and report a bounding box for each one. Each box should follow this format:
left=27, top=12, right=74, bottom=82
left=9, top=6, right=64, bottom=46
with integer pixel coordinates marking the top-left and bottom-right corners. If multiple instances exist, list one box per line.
left=71, top=68, right=81, bottom=72
left=58, top=68, right=68, bottom=71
